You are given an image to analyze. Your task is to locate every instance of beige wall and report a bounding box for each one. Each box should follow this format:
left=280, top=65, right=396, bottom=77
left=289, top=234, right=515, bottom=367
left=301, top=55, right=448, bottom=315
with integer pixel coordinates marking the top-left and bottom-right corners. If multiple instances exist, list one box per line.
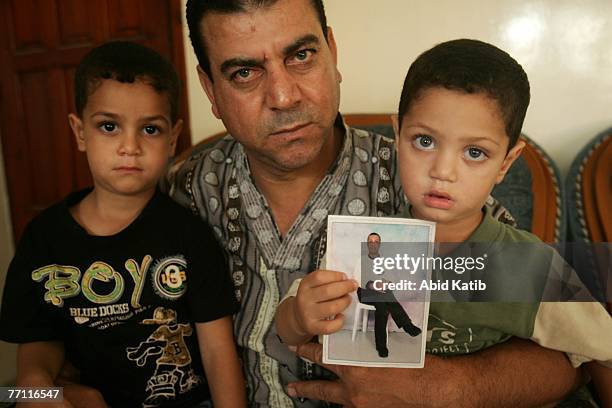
left=181, top=0, right=612, bottom=175
left=0, top=133, right=17, bottom=385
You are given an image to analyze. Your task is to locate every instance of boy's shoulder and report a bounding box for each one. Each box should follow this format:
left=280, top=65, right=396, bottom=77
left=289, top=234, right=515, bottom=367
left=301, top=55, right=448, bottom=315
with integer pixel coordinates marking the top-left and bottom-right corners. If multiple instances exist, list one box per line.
left=494, top=219, right=542, bottom=244
left=24, top=189, right=89, bottom=236
left=151, top=191, right=220, bottom=242
left=154, top=189, right=198, bottom=219
left=476, top=205, right=542, bottom=244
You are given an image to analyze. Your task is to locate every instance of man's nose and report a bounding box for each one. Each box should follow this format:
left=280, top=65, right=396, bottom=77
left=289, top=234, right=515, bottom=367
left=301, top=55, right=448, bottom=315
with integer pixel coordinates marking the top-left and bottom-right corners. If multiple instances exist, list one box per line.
left=118, top=131, right=142, bottom=156
left=265, top=67, right=301, bottom=110
left=429, top=150, right=457, bottom=182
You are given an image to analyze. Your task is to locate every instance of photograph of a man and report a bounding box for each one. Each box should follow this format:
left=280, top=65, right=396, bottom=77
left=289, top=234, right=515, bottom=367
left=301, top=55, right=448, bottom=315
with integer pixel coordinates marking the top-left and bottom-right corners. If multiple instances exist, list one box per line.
left=323, top=216, right=432, bottom=367
left=357, top=232, right=422, bottom=358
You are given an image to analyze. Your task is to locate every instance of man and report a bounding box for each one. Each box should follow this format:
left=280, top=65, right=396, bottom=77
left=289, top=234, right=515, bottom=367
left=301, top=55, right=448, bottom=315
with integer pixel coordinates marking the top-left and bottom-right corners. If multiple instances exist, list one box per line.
left=353, top=232, right=383, bottom=287
left=366, top=232, right=380, bottom=259
left=354, top=233, right=422, bottom=358
left=170, top=0, right=581, bottom=406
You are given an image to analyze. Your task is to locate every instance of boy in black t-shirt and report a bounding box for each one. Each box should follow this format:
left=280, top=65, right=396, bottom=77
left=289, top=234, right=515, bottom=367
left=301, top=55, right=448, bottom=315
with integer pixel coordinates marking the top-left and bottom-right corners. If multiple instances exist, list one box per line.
left=0, top=41, right=246, bottom=408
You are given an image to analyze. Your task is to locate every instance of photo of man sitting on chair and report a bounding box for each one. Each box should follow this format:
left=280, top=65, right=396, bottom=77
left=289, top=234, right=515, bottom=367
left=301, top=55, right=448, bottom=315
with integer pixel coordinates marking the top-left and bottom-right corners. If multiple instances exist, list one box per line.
left=357, top=233, right=422, bottom=358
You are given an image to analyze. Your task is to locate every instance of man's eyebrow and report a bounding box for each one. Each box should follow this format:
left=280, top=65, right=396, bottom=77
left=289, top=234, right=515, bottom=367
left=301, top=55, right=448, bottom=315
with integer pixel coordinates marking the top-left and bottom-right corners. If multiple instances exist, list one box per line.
left=220, top=57, right=263, bottom=76
left=282, top=34, right=320, bottom=56
left=219, top=34, right=321, bottom=76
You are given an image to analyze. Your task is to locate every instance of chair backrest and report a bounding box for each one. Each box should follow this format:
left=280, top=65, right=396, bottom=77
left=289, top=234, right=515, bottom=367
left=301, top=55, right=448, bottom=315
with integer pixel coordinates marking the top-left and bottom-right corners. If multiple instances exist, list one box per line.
left=343, top=114, right=566, bottom=243
left=565, top=128, right=611, bottom=310
left=566, top=128, right=612, bottom=243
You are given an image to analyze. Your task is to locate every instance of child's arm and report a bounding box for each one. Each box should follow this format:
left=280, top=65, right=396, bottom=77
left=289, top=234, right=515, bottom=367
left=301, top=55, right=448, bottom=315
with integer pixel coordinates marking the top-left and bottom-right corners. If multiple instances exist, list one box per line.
left=587, top=362, right=612, bottom=408
left=275, top=270, right=358, bottom=345
left=16, top=341, right=64, bottom=388
left=196, top=316, right=246, bottom=408
left=16, top=341, right=74, bottom=408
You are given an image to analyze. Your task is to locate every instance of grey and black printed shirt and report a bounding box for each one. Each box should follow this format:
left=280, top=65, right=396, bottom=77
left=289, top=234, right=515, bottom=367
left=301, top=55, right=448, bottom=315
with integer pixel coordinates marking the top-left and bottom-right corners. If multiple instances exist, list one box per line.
left=165, top=115, right=405, bottom=407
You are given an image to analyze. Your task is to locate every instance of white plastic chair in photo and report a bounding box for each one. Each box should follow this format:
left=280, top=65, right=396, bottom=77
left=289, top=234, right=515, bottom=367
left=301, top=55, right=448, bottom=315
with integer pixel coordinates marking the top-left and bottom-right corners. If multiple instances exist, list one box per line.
left=351, top=301, right=376, bottom=342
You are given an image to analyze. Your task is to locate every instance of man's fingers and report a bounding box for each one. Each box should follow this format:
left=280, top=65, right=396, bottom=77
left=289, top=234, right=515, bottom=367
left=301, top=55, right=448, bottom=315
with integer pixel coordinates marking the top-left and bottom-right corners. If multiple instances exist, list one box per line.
left=62, top=383, right=108, bottom=408
left=295, top=343, right=341, bottom=375
left=287, top=380, right=348, bottom=405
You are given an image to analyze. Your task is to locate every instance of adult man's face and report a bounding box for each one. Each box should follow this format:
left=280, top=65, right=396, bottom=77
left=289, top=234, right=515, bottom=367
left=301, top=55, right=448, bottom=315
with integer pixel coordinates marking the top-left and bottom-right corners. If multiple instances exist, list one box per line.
left=367, top=233, right=381, bottom=256
left=197, top=0, right=342, bottom=172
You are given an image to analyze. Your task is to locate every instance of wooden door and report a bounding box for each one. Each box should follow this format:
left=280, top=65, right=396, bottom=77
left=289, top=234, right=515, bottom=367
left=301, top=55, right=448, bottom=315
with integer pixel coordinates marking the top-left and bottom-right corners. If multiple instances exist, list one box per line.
left=0, top=0, right=192, bottom=243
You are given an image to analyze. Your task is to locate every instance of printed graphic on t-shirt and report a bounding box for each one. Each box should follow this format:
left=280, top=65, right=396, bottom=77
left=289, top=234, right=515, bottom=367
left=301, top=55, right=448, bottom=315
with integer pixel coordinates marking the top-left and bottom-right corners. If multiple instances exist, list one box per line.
left=126, top=307, right=203, bottom=407
left=426, top=314, right=474, bottom=355
left=152, top=257, right=188, bottom=300
left=30, top=254, right=188, bottom=329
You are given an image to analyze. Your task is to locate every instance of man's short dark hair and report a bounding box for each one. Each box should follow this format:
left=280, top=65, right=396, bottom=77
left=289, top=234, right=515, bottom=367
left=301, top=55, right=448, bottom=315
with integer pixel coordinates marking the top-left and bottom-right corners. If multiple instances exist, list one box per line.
left=74, top=41, right=180, bottom=122
left=368, top=232, right=380, bottom=240
left=397, top=39, right=530, bottom=148
left=186, top=0, right=328, bottom=79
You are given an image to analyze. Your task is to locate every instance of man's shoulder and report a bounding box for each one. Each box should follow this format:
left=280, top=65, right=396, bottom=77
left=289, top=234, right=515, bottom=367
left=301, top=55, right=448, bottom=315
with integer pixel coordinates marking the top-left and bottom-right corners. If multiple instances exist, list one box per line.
left=169, top=134, right=237, bottom=177
left=151, top=192, right=218, bottom=238
left=346, top=124, right=398, bottom=173
left=163, top=134, right=238, bottom=207
left=347, top=125, right=396, bottom=150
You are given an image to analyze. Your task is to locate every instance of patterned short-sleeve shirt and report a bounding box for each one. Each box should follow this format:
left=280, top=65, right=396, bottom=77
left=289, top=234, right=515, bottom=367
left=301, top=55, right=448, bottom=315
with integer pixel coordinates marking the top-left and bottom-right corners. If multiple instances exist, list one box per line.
left=166, top=116, right=405, bottom=407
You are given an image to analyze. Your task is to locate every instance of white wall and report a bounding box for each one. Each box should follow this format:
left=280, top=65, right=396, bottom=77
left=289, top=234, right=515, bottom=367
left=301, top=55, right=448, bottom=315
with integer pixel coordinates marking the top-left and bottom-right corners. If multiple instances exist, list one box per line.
left=181, top=0, right=612, bottom=175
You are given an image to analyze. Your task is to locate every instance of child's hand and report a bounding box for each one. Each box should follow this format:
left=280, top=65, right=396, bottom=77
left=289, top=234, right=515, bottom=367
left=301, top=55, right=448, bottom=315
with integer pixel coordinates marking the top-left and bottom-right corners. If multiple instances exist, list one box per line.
left=293, top=270, right=358, bottom=337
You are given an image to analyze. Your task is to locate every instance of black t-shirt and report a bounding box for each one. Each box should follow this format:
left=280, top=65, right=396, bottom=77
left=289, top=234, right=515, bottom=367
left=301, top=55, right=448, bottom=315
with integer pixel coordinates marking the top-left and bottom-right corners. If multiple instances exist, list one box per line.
left=0, top=189, right=238, bottom=407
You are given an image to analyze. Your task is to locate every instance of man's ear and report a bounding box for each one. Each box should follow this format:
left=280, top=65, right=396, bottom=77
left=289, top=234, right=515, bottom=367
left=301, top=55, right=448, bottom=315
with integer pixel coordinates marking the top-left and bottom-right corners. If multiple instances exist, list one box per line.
left=196, top=65, right=221, bottom=119
left=68, top=113, right=86, bottom=152
left=326, top=27, right=342, bottom=84
left=169, top=119, right=183, bottom=156
left=391, top=114, right=400, bottom=151
left=496, top=140, right=525, bottom=184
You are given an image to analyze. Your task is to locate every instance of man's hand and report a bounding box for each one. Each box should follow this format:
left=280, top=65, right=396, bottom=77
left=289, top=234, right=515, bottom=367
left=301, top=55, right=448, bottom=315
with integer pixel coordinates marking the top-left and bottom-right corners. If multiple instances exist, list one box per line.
left=287, top=340, right=580, bottom=408
left=55, top=361, right=107, bottom=408
left=276, top=270, right=358, bottom=345
left=59, top=382, right=107, bottom=408
left=286, top=342, right=465, bottom=408
left=18, top=401, right=74, bottom=408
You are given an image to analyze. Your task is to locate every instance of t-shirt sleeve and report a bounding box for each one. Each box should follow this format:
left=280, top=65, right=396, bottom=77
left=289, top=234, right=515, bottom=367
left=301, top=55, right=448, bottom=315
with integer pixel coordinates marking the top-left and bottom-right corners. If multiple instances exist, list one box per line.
left=531, top=301, right=612, bottom=368
left=185, top=218, right=238, bottom=323
left=0, top=222, right=63, bottom=343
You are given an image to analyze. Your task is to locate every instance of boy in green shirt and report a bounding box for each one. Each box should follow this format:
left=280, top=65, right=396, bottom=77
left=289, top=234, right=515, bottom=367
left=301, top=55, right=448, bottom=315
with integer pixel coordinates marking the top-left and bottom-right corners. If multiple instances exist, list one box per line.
left=277, top=38, right=611, bottom=404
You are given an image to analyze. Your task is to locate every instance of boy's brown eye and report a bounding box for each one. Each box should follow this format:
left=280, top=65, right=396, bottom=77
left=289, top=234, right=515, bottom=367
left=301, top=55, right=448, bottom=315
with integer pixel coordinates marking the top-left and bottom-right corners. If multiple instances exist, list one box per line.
left=101, top=123, right=116, bottom=132
left=144, top=125, right=159, bottom=135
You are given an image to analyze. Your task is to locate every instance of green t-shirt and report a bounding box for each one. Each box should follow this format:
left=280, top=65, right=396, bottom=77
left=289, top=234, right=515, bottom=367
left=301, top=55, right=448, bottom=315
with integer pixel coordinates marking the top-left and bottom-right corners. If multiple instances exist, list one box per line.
left=424, top=206, right=547, bottom=356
